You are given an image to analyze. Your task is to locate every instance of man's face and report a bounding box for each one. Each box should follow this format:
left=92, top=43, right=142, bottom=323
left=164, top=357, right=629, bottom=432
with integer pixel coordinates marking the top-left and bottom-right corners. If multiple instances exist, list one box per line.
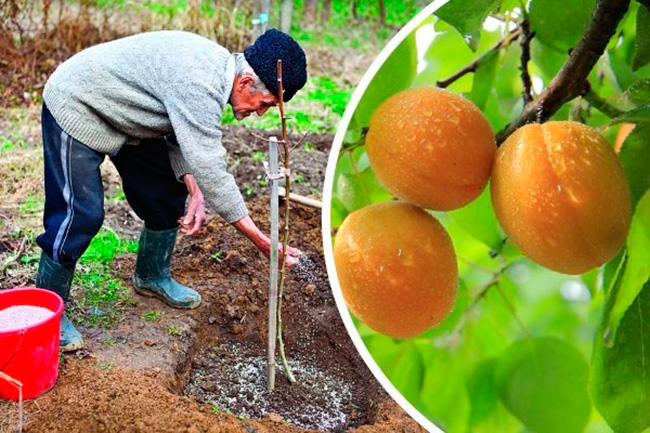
left=229, top=74, right=279, bottom=121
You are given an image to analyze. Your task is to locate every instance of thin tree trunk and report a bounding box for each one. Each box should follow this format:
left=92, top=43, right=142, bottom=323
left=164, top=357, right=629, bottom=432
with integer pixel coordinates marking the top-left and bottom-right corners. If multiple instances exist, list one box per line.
left=280, top=0, right=293, bottom=33
left=352, top=0, right=357, bottom=19
left=378, top=0, right=385, bottom=25
left=304, top=0, right=317, bottom=23
left=321, top=0, right=331, bottom=24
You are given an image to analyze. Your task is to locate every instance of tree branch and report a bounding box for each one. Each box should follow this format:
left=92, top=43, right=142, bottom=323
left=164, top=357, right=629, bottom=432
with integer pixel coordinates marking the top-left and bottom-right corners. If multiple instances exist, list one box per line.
left=583, top=88, right=625, bottom=118
left=437, top=27, right=521, bottom=88
left=496, top=0, right=631, bottom=144
left=519, top=19, right=534, bottom=104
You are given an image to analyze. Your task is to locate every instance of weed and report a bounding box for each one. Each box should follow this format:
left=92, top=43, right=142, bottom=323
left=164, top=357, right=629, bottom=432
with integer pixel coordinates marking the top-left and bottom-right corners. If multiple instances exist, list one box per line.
left=167, top=324, right=182, bottom=337
left=109, top=185, right=126, bottom=203
left=304, top=142, right=316, bottom=152
left=96, top=360, right=115, bottom=371
left=105, top=337, right=117, bottom=347
left=251, top=150, right=265, bottom=162
left=142, top=311, right=164, bottom=322
left=210, top=402, right=220, bottom=414
left=210, top=251, right=225, bottom=262
left=244, top=185, right=254, bottom=197
left=294, top=174, right=305, bottom=184
left=256, top=177, right=268, bottom=188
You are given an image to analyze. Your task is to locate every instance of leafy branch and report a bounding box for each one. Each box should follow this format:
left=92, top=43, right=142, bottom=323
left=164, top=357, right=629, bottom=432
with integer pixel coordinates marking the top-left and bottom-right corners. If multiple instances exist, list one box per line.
left=496, top=0, right=632, bottom=143
left=437, top=27, right=521, bottom=88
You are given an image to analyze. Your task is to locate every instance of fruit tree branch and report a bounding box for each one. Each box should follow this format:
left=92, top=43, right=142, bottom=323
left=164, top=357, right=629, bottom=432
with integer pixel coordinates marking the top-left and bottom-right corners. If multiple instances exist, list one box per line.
left=496, top=0, right=631, bottom=144
left=519, top=19, right=534, bottom=104
left=437, top=27, right=521, bottom=88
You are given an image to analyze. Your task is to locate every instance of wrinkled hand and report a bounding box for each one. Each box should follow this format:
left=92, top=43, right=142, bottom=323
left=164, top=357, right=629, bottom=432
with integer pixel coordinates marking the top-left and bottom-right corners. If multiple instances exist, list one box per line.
left=231, top=215, right=302, bottom=268
left=178, top=174, right=206, bottom=236
left=276, top=243, right=302, bottom=268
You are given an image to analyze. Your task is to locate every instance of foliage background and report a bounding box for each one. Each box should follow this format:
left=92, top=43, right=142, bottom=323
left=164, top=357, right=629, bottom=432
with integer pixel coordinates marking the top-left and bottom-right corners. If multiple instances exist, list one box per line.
left=330, top=1, right=650, bottom=432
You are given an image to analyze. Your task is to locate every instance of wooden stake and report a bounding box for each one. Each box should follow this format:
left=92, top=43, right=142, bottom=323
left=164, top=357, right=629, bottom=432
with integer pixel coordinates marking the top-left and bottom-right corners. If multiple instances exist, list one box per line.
left=267, top=136, right=280, bottom=392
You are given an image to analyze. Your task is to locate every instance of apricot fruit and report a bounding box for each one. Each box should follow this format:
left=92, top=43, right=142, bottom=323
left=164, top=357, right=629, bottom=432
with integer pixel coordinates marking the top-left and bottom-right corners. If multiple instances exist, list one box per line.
left=491, top=121, right=631, bottom=275
left=366, top=87, right=496, bottom=211
left=333, top=201, right=458, bottom=338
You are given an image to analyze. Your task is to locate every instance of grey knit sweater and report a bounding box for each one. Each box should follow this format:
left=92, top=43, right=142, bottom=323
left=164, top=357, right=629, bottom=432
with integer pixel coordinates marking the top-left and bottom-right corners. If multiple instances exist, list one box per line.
left=43, top=30, right=248, bottom=224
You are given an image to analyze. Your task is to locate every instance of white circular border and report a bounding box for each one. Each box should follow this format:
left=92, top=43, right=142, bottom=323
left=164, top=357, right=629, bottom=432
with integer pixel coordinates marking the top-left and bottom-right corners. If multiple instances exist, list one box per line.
left=322, top=2, right=450, bottom=432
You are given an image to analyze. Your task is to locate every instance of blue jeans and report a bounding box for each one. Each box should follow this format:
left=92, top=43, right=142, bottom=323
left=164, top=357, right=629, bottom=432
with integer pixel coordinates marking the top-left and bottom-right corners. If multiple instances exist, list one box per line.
left=37, top=104, right=188, bottom=268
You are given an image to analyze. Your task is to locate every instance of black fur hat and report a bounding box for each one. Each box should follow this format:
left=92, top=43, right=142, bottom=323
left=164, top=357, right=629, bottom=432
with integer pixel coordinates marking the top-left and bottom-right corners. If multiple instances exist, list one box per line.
left=244, top=29, right=307, bottom=102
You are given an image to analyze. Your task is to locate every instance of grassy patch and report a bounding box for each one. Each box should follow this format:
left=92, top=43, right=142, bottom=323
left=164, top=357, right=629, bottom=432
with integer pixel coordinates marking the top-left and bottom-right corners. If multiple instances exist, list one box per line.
left=142, top=310, right=164, bottom=322
left=68, top=228, right=138, bottom=329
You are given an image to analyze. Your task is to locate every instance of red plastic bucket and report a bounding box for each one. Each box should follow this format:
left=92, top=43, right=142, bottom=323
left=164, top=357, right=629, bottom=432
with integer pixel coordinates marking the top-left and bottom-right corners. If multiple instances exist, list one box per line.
left=0, top=288, right=64, bottom=400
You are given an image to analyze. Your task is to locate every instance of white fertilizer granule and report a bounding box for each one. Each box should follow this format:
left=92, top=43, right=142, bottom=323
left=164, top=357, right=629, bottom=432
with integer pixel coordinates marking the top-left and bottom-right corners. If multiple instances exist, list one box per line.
left=0, top=306, right=55, bottom=332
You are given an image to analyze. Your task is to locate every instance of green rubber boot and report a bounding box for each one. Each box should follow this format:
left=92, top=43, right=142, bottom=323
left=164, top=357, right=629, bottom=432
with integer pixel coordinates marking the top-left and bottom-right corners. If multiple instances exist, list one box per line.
left=36, top=252, right=84, bottom=352
left=133, top=227, right=201, bottom=309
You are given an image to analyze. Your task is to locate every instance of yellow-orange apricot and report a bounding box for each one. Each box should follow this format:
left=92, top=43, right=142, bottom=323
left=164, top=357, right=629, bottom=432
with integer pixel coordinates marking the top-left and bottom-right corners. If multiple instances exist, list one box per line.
left=333, top=202, right=458, bottom=338
left=366, top=87, right=496, bottom=211
left=491, top=121, right=631, bottom=275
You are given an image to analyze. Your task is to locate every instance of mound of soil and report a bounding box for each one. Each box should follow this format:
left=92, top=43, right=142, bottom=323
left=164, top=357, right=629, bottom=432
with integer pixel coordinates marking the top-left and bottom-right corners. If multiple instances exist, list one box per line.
left=0, top=127, right=423, bottom=432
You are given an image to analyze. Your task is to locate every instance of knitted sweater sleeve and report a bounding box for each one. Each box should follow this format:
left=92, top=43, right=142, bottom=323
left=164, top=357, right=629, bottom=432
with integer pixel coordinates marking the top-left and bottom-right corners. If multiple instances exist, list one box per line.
left=163, top=74, right=248, bottom=224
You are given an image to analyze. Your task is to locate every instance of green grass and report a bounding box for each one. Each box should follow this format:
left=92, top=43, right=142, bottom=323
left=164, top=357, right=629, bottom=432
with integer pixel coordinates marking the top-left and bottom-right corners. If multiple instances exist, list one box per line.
left=69, top=229, right=138, bottom=328
left=210, top=250, right=225, bottom=261
left=19, top=193, right=43, bottom=214
left=167, top=324, right=182, bottom=337
left=142, top=310, right=164, bottom=322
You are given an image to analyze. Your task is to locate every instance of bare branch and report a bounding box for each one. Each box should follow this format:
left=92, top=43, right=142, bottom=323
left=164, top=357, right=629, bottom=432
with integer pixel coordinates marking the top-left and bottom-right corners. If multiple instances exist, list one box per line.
left=276, top=59, right=296, bottom=385
left=496, top=0, right=631, bottom=144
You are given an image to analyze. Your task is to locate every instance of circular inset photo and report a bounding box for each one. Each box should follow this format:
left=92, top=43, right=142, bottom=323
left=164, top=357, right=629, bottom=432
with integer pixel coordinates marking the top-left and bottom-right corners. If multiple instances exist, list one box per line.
left=323, top=1, right=650, bottom=432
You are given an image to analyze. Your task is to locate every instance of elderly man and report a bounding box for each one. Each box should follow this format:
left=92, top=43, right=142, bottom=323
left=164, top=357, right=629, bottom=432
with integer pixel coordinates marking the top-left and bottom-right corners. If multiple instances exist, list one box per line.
left=35, top=29, right=307, bottom=351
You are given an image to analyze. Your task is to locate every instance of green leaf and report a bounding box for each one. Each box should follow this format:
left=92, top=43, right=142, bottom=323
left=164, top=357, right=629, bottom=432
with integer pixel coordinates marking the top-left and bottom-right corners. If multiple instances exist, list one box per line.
left=605, top=190, right=650, bottom=342
left=418, top=346, right=470, bottom=433
left=467, top=359, right=499, bottom=426
left=352, top=31, right=417, bottom=127
left=581, top=267, right=600, bottom=297
left=434, top=0, right=498, bottom=52
left=531, top=38, right=568, bottom=80
left=363, top=333, right=399, bottom=373
left=334, top=167, right=391, bottom=213
left=619, top=123, right=650, bottom=207
left=634, top=5, right=650, bottom=70
left=591, top=276, right=650, bottom=433
left=389, top=342, right=424, bottom=402
left=612, top=103, right=650, bottom=124
left=469, top=50, right=501, bottom=110
left=627, top=78, right=650, bottom=105
left=450, top=185, right=503, bottom=251
left=495, top=337, right=590, bottom=433
left=529, top=0, right=596, bottom=53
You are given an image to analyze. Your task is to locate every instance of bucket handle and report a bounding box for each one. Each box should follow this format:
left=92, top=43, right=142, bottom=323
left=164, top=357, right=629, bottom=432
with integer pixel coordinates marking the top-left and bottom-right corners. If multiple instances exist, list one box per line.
left=0, top=330, right=26, bottom=373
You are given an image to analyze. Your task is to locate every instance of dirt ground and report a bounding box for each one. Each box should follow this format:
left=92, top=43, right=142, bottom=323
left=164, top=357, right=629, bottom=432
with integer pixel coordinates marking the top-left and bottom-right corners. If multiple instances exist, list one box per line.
left=0, top=119, right=423, bottom=433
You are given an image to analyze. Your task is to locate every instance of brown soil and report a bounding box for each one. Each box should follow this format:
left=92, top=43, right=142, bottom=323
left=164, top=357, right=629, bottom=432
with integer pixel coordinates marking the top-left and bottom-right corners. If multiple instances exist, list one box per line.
left=1, top=169, right=423, bottom=432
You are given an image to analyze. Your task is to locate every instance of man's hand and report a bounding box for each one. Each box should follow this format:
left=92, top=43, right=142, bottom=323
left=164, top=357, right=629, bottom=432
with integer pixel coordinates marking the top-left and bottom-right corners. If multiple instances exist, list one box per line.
left=178, top=174, right=206, bottom=236
left=232, top=215, right=302, bottom=267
